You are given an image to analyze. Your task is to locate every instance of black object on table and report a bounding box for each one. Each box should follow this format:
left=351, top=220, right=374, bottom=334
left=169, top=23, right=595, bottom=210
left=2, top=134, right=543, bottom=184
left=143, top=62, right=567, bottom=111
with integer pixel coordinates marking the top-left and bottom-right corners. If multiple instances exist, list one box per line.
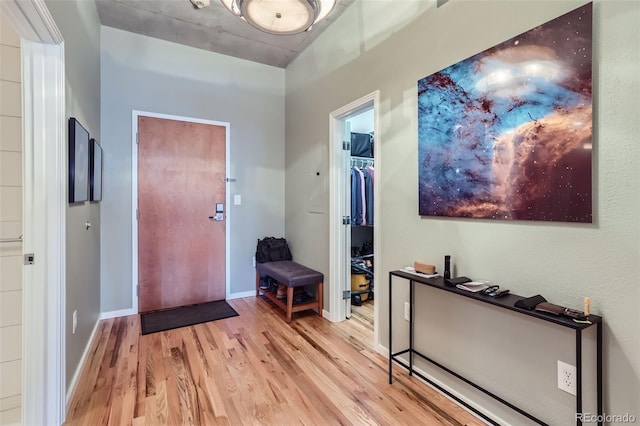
left=388, top=270, right=603, bottom=426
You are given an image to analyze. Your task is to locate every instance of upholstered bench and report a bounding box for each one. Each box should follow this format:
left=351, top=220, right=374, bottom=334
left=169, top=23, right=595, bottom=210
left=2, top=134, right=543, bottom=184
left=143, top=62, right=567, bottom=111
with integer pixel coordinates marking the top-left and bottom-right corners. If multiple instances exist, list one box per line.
left=255, top=260, right=323, bottom=322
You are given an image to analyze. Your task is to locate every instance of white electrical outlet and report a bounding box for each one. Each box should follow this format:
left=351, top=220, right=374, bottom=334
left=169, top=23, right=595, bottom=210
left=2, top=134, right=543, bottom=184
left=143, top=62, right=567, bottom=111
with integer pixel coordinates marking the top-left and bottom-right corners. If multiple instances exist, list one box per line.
left=404, top=302, right=410, bottom=321
left=72, top=310, right=78, bottom=334
left=252, top=256, right=256, bottom=267
left=557, top=360, right=577, bottom=396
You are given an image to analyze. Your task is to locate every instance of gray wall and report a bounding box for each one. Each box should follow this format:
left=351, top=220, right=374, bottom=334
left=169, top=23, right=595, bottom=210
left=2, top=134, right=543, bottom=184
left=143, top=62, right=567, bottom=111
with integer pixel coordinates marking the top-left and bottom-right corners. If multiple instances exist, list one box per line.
left=285, top=0, right=639, bottom=424
left=100, top=26, right=285, bottom=313
left=45, top=0, right=102, bottom=390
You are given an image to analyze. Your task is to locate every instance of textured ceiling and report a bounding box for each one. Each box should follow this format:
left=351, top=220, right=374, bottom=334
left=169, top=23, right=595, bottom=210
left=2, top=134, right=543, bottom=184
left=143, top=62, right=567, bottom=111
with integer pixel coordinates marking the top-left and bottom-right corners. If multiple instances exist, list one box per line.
left=96, top=0, right=355, bottom=68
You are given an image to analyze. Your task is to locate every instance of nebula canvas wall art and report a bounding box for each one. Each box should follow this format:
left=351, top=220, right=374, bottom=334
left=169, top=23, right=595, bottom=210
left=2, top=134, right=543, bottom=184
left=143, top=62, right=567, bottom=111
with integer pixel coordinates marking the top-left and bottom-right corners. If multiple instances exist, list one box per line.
left=418, top=3, right=592, bottom=223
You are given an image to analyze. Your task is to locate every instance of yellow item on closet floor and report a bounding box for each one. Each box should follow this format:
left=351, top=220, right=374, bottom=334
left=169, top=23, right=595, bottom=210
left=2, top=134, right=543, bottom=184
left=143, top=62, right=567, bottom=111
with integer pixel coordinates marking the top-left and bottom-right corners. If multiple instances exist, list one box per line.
left=351, top=274, right=370, bottom=302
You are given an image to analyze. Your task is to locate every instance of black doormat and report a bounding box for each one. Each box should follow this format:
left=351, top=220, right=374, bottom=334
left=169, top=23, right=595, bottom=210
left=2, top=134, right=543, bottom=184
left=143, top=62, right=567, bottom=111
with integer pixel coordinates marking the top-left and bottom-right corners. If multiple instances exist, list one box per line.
left=140, top=300, right=239, bottom=335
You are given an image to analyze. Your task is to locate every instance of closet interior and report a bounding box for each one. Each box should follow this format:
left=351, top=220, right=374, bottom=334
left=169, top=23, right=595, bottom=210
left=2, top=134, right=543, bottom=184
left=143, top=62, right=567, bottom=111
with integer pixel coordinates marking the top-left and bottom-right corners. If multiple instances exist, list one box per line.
left=348, top=109, right=374, bottom=309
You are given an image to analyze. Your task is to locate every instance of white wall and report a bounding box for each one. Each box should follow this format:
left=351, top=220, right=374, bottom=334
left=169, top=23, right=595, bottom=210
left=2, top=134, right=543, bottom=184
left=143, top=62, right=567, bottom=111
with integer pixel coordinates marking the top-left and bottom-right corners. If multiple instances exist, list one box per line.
left=285, top=0, right=639, bottom=424
left=0, top=10, right=22, bottom=425
left=45, top=0, right=102, bottom=391
left=100, top=26, right=286, bottom=313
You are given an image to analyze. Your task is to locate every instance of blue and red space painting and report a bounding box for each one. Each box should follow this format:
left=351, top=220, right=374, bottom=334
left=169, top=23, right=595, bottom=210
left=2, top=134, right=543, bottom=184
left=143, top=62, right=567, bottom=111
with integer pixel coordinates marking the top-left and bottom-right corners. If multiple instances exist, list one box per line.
left=418, top=3, right=592, bottom=223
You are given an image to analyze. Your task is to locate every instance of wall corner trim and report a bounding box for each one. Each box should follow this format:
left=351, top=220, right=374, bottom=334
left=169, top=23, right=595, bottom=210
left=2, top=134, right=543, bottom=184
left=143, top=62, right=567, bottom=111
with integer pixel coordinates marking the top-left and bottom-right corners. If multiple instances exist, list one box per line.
left=0, top=0, right=63, bottom=44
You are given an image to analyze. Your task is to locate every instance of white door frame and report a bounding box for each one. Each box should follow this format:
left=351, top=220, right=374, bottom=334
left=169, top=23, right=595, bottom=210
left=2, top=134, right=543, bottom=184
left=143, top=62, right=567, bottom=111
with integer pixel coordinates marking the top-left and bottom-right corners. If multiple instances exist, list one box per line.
left=328, top=91, right=381, bottom=348
left=1, top=0, right=66, bottom=424
left=131, top=111, right=231, bottom=312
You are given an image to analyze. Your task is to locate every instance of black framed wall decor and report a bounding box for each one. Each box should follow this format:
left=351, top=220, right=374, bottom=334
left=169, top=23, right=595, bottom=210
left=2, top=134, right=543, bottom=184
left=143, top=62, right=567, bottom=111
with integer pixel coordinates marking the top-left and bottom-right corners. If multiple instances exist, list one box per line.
left=68, top=117, right=90, bottom=203
left=90, top=138, right=103, bottom=202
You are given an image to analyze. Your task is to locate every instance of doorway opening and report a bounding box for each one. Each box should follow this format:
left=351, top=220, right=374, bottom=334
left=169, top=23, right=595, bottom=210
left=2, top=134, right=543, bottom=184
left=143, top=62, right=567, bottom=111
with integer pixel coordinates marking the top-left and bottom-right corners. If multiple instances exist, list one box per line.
left=329, top=91, right=380, bottom=350
left=346, top=109, right=375, bottom=325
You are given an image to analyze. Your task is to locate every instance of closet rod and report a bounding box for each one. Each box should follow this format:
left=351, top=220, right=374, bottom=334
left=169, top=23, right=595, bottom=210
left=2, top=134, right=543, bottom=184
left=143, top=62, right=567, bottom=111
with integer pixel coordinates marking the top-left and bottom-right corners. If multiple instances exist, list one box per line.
left=351, top=156, right=374, bottom=168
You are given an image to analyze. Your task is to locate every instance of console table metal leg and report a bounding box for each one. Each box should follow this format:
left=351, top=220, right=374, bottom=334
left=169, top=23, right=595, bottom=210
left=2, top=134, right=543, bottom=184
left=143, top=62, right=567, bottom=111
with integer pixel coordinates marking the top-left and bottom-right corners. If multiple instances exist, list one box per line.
left=597, top=321, right=603, bottom=426
left=389, top=273, right=393, bottom=384
left=576, top=329, right=583, bottom=426
left=387, top=270, right=601, bottom=426
left=409, top=279, right=414, bottom=376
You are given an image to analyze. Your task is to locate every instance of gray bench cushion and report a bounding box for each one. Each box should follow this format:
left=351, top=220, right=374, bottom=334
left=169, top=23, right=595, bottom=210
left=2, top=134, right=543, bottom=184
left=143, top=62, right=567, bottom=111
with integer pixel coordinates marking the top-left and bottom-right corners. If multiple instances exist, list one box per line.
left=256, top=260, right=323, bottom=288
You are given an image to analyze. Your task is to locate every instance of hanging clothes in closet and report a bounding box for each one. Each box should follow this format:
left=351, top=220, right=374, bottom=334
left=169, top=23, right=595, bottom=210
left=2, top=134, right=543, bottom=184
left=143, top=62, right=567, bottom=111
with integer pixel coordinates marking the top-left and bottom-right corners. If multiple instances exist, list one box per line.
left=350, top=160, right=374, bottom=226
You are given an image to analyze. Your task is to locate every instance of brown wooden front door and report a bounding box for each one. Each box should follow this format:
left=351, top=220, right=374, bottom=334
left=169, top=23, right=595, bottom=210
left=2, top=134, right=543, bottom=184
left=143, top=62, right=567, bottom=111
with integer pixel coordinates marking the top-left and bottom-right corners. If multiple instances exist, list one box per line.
left=137, top=116, right=226, bottom=312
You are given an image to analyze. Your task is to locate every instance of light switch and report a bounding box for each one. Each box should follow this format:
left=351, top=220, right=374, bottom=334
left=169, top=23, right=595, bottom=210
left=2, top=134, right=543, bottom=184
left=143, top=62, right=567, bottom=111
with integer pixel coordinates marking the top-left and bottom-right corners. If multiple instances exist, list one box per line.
left=234, top=194, right=242, bottom=205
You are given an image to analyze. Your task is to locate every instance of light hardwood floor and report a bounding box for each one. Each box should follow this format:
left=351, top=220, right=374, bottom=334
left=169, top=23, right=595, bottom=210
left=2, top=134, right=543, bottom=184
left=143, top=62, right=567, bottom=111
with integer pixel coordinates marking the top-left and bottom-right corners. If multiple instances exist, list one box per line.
left=350, top=299, right=374, bottom=329
left=64, top=296, right=484, bottom=425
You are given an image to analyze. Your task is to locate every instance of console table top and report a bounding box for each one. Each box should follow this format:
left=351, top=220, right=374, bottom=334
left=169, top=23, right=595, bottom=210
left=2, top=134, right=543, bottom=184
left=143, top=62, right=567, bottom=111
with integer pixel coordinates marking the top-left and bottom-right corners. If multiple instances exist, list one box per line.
left=390, top=270, right=602, bottom=330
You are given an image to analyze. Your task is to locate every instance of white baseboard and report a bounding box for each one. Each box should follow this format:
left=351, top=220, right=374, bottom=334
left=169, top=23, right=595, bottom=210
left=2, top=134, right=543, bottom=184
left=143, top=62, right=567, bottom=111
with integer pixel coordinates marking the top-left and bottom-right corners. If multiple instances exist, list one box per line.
left=387, top=351, right=504, bottom=426
left=100, top=297, right=254, bottom=317
left=227, top=290, right=256, bottom=300
left=376, top=343, right=389, bottom=357
left=65, top=319, right=100, bottom=410
left=99, top=308, right=137, bottom=320
left=323, top=309, right=331, bottom=320
left=412, top=363, right=505, bottom=425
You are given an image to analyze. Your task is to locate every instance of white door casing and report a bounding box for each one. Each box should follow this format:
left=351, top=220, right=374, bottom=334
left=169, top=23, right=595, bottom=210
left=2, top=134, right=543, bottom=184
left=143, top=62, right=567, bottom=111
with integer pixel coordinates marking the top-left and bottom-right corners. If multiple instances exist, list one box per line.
left=131, top=110, right=231, bottom=313
left=328, top=90, right=381, bottom=350
left=0, top=0, right=66, bottom=424
left=343, top=120, right=352, bottom=319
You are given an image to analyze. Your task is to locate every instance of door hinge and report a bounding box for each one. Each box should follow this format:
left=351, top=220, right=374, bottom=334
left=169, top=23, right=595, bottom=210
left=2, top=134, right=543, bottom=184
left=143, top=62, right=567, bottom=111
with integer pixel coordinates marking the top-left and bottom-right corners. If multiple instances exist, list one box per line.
left=136, top=285, right=139, bottom=296
left=136, top=209, right=140, bottom=220
left=342, top=290, right=351, bottom=300
left=342, top=141, right=350, bottom=151
left=222, top=177, right=237, bottom=183
left=342, top=216, right=351, bottom=225
left=136, top=132, right=139, bottom=144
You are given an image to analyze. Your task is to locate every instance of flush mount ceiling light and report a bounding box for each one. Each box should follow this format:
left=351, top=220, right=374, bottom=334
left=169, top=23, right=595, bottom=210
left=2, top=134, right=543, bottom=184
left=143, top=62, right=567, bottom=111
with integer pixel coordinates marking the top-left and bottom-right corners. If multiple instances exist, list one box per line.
left=220, top=0, right=336, bottom=35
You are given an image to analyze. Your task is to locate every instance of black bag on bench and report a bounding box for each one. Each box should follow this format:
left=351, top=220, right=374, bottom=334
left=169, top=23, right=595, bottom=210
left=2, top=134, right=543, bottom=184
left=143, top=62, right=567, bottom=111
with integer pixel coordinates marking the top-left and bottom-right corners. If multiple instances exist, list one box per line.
left=256, top=237, right=293, bottom=263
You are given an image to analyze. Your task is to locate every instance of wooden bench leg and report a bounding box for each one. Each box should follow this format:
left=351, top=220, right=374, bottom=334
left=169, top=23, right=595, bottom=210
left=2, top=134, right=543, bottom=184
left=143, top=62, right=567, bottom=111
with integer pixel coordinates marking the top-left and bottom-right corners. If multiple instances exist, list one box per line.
left=317, top=282, right=323, bottom=317
left=286, top=286, right=294, bottom=323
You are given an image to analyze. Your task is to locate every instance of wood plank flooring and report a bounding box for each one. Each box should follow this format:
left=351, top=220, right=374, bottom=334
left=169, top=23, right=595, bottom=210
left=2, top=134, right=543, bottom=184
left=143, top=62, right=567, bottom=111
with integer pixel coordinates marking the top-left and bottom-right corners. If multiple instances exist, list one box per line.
left=64, top=296, right=484, bottom=425
left=350, top=299, right=374, bottom=329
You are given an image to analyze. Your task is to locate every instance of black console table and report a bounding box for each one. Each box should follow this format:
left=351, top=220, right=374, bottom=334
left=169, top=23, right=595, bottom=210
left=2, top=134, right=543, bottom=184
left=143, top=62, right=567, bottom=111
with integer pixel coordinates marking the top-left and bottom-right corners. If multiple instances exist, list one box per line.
left=388, top=270, right=603, bottom=426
